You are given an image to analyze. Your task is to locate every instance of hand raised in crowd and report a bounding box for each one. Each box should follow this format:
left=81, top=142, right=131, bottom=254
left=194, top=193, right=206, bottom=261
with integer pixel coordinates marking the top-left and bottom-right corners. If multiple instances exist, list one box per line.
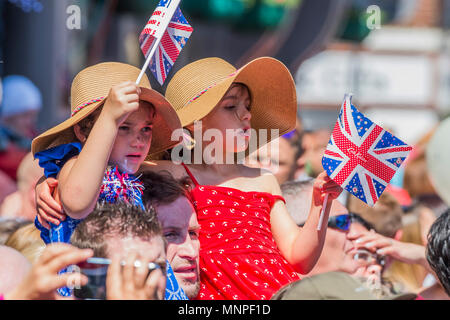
left=348, top=229, right=430, bottom=271
left=35, top=176, right=66, bottom=229
left=312, top=171, right=343, bottom=206
left=5, top=243, right=93, bottom=300
left=106, top=251, right=166, bottom=300
left=101, top=81, right=141, bottom=127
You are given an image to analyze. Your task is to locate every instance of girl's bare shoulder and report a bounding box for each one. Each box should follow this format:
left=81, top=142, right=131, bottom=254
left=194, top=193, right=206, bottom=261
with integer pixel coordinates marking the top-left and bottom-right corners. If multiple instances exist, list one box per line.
left=241, top=165, right=276, bottom=180
left=237, top=166, right=280, bottom=193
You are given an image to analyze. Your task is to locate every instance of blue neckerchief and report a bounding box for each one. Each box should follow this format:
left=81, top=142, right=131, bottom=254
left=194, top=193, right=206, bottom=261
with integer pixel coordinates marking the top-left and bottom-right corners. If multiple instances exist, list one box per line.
left=34, top=143, right=188, bottom=300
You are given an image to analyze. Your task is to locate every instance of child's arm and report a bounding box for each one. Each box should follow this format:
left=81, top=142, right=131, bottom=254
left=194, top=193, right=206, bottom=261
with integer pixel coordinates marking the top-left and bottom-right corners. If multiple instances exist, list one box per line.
left=58, top=82, right=141, bottom=219
left=270, top=171, right=342, bottom=274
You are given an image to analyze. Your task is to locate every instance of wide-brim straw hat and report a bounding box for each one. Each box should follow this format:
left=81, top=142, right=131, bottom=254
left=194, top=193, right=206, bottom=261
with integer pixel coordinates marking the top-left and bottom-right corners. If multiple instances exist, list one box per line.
left=165, top=57, right=297, bottom=147
left=31, top=62, right=182, bottom=158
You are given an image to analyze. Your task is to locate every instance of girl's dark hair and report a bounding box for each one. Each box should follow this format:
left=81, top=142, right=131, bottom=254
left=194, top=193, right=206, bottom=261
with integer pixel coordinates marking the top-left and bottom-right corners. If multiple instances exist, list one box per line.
left=140, top=170, right=192, bottom=208
left=76, top=106, right=103, bottom=140
left=426, top=209, right=450, bottom=295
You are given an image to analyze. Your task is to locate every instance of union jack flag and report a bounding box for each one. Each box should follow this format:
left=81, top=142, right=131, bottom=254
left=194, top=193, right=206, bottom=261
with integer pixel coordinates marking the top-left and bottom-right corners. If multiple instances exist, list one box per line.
left=139, top=0, right=193, bottom=85
left=322, top=94, right=412, bottom=206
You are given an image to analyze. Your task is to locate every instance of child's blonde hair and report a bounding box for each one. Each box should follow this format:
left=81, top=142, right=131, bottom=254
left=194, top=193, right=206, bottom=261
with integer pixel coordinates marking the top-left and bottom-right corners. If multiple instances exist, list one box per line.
left=5, top=223, right=45, bottom=264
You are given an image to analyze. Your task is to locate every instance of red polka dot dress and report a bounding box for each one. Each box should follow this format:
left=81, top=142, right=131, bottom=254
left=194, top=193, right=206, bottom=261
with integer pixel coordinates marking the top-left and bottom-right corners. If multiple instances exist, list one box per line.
left=182, top=164, right=300, bottom=300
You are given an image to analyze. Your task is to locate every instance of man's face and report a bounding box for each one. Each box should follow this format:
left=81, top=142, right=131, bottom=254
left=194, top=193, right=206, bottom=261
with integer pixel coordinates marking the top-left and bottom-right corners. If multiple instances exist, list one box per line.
left=349, top=223, right=383, bottom=282
left=296, top=129, right=330, bottom=178
left=308, top=201, right=362, bottom=276
left=106, top=236, right=167, bottom=299
left=246, top=137, right=297, bottom=185
left=155, top=196, right=200, bottom=299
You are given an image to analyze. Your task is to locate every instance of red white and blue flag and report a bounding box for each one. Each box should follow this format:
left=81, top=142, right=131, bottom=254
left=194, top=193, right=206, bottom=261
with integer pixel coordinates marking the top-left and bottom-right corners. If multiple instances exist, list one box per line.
left=322, top=94, right=412, bottom=206
left=139, top=0, right=193, bottom=85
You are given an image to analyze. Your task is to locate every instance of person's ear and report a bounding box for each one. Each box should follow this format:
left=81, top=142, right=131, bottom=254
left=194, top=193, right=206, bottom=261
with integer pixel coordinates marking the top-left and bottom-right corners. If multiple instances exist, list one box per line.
left=393, top=229, right=403, bottom=241
left=73, top=124, right=87, bottom=143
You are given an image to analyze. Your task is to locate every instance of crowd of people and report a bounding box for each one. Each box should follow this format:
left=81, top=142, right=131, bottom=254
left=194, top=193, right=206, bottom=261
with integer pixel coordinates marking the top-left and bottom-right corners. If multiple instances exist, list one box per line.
left=0, top=54, right=449, bottom=301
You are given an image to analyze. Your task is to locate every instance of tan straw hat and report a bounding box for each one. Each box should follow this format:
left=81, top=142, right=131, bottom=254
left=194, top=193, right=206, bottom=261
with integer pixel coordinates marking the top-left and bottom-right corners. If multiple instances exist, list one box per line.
left=31, top=62, right=182, bottom=158
left=165, top=57, right=297, bottom=145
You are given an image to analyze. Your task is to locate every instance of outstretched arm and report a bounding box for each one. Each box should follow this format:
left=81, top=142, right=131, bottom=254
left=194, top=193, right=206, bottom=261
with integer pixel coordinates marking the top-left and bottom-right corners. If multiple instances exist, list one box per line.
left=348, top=230, right=431, bottom=272
left=271, top=171, right=342, bottom=274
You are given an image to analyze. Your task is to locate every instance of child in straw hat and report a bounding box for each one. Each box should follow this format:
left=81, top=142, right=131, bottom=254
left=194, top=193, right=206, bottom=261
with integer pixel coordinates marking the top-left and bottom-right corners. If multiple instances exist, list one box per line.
left=36, top=57, right=342, bottom=300
left=31, top=62, right=181, bottom=243
left=31, top=62, right=188, bottom=299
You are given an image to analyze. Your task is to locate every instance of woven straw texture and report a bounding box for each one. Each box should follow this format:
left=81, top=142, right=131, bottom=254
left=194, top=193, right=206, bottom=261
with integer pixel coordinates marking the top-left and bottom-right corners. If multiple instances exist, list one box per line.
left=165, top=57, right=298, bottom=148
left=32, top=62, right=182, bottom=158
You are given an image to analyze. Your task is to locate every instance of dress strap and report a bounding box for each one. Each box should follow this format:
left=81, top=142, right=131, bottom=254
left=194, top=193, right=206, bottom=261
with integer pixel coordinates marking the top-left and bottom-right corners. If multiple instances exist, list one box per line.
left=273, top=195, right=286, bottom=204
left=181, top=163, right=200, bottom=186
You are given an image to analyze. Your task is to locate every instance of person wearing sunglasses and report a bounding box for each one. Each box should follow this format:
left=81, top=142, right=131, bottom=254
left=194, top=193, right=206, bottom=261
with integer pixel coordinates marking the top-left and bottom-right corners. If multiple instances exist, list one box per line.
left=279, top=180, right=420, bottom=299
left=348, top=213, right=389, bottom=292
left=299, top=212, right=387, bottom=272
left=293, top=200, right=367, bottom=277
left=302, top=210, right=398, bottom=297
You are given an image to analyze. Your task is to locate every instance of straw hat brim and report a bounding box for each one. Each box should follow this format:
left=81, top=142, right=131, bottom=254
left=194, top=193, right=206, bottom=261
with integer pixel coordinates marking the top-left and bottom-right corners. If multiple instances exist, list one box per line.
left=31, top=87, right=182, bottom=159
left=175, top=57, right=298, bottom=147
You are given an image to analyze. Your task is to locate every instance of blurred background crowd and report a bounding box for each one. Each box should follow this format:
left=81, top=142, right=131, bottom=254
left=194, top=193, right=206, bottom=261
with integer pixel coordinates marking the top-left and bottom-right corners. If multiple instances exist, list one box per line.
left=0, top=0, right=449, bottom=300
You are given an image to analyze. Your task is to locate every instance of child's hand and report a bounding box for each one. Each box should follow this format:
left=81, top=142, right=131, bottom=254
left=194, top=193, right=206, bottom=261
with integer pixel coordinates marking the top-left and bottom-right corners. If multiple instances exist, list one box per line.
left=102, top=81, right=141, bottom=126
left=35, top=177, right=66, bottom=229
left=312, top=171, right=342, bottom=206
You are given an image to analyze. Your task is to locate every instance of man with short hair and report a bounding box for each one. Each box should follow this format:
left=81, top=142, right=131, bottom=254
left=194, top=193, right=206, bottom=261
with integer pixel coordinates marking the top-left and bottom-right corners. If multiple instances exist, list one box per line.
left=279, top=180, right=413, bottom=299
left=281, top=180, right=364, bottom=276
left=141, top=171, right=201, bottom=299
left=70, top=202, right=167, bottom=300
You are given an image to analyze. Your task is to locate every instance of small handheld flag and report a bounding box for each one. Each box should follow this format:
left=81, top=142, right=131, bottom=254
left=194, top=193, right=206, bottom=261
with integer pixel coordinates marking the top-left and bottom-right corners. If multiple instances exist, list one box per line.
left=317, top=94, right=412, bottom=230
left=138, top=0, right=193, bottom=86
left=323, top=93, right=412, bottom=206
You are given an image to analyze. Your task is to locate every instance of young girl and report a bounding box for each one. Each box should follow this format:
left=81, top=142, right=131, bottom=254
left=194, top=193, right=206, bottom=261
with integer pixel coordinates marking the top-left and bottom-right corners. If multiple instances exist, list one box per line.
left=32, top=61, right=181, bottom=242
left=31, top=62, right=187, bottom=299
left=37, top=57, right=342, bottom=300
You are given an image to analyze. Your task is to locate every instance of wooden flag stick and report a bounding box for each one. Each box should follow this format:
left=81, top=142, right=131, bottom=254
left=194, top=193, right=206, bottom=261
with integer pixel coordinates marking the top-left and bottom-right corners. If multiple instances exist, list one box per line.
left=136, top=41, right=160, bottom=85
left=136, top=0, right=182, bottom=85
left=317, top=193, right=329, bottom=231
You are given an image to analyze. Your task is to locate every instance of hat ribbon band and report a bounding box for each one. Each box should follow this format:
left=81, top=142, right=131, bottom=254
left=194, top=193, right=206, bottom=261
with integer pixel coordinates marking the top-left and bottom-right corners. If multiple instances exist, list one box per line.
left=184, top=70, right=238, bottom=108
left=71, top=97, right=105, bottom=117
